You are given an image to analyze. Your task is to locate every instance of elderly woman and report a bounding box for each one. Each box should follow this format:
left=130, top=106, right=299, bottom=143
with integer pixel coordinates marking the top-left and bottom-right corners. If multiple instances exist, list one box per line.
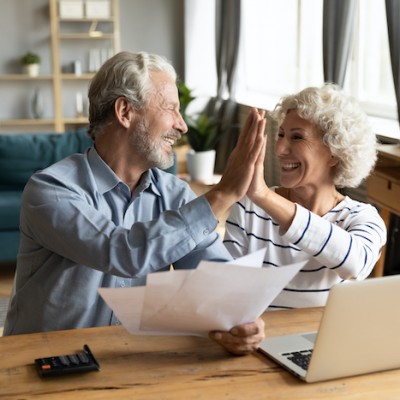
left=223, top=84, right=387, bottom=309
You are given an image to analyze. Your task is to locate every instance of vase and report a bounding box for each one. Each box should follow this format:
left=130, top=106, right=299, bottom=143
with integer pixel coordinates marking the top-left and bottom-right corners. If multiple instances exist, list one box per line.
left=187, top=149, right=216, bottom=183
left=30, top=88, right=44, bottom=119
left=24, top=64, right=39, bottom=77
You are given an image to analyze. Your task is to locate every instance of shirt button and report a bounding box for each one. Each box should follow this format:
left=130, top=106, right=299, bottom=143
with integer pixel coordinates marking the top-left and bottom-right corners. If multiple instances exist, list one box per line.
left=115, top=321, right=121, bottom=326
left=120, top=281, right=126, bottom=288
left=203, top=229, right=209, bottom=236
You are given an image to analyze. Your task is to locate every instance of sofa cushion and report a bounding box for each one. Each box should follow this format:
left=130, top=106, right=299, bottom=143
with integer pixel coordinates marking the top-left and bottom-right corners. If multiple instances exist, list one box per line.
left=0, top=191, right=22, bottom=229
left=0, top=230, right=21, bottom=262
left=0, top=129, right=93, bottom=189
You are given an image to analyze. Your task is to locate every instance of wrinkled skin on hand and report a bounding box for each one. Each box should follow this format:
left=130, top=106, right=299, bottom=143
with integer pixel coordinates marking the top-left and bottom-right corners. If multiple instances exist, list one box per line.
left=209, top=317, right=266, bottom=356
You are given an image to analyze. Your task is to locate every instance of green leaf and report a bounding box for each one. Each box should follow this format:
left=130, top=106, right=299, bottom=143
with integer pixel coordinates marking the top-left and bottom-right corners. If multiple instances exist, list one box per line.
left=177, top=80, right=220, bottom=152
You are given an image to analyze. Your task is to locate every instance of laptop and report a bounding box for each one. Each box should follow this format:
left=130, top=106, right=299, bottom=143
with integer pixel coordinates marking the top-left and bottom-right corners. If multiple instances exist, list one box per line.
left=258, top=275, right=400, bottom=383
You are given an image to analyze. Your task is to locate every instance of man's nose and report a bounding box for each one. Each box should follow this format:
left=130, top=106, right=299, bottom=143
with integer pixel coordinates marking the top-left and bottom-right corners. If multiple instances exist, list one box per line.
left=176, top=113, right=188, bottom=134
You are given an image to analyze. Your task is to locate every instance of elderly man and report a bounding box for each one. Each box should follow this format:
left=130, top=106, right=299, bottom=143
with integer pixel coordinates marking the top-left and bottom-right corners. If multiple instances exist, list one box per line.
left=4, top=51, right=266, bottom=355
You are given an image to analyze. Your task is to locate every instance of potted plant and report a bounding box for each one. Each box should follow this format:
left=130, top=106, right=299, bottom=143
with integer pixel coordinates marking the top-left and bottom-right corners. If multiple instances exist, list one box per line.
left=178, top=81, right=220, bottom=182
left=21, top=52, right=41, bottom=77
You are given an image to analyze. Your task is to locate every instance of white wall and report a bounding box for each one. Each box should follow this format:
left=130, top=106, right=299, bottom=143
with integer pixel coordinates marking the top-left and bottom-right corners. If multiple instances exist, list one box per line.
left=120, top=0, right=184, bottom=77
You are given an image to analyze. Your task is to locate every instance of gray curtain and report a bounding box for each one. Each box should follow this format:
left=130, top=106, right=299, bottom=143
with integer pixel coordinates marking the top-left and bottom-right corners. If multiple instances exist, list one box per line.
left=385, top=0, right=400, bottom=127
left=207, top=0, right=241, bottom=173
left=322, top=0, right=356, bottom=86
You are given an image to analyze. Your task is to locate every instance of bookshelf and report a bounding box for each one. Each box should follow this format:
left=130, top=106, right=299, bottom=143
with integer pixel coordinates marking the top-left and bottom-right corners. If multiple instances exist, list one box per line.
left=0, top=0, right=120, bottom=133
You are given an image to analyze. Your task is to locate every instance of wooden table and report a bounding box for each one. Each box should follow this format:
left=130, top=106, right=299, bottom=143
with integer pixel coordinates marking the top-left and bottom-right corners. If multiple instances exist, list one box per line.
left=1, top=308, right=400, bottom=399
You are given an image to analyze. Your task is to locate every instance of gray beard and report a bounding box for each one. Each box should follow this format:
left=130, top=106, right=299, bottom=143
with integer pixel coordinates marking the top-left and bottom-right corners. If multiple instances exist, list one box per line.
left=130, top=121, right=175, bottom=170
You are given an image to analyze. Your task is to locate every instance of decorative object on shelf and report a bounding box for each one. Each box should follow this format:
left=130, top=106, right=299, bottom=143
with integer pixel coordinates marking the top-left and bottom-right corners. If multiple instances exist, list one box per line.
left=85, top=0, right=111, bottom=18
left=72, top=60, right=82, bottom=75
left=178, top=81, right=220, bottom=182
left=88, top=20, right=103, bottom=37
left=20, top=52, right=41, bottom=77
left=76, top=92, right=84, bottom=117
left=88, top=47, right=112, bottom=72
left=59, top=0, right=84, bottom=19
left=30, top=88, right=44, bottom=119
left=89, top=48, right=101, bottom=72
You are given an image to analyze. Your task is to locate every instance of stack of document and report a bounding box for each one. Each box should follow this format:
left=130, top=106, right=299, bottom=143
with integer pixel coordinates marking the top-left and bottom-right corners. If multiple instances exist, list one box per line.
left=98, top=249, right=304, bottom=336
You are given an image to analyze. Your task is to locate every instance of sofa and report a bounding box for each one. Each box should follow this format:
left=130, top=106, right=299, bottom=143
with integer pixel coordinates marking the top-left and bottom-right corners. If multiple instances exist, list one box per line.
left=0, top=129, right=93, bottom=262
left=0, top=129, right=178, bottom=263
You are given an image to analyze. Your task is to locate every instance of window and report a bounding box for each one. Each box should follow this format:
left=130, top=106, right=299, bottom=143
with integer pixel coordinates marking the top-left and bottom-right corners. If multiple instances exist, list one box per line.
left=184, top=0, right=400, bottom=140
left=345, top=0, right=399, bottom=139
left=236, top=0, right=323, bottom=109
left=347, top=0, right=396, bottom=118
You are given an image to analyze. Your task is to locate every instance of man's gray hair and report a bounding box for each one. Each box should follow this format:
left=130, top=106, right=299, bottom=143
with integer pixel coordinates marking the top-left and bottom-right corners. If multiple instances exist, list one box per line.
left=88, top=51, right=177, bottom=140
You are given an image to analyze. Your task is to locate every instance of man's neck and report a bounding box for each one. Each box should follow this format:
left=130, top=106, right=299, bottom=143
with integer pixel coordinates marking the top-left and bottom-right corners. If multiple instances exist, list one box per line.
left=95, top=134, right=147, bottom=193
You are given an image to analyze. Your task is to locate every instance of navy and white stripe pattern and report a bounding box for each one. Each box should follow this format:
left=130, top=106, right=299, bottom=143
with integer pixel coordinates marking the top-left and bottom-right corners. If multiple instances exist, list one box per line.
left=223, top=194, right=387, bottom=310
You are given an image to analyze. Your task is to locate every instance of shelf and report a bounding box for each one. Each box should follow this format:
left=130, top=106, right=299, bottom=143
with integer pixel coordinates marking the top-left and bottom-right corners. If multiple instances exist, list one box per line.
left=58, top=17, right=116, bottom=23
left=59, top=33, right=115, bottom=39
left=63, top=117, right=89, bottom=124
left=0, top=75, right=53, bottom=81
left=61, top=73, right=95, bottom=80
left=0, top=119, right=55, bottom=126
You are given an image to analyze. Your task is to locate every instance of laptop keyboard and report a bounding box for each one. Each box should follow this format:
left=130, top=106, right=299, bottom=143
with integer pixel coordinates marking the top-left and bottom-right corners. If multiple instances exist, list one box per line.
left=282, top=349, right=313, bottom=371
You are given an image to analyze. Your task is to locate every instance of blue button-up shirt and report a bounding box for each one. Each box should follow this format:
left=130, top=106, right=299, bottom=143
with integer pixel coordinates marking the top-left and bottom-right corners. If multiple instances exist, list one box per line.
left=4, top=147, right=231, bottom=335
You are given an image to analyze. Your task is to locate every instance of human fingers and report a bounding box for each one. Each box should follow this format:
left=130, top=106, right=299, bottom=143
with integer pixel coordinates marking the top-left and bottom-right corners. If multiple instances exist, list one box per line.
left=230, top=318, right=265, bottom=338
left=206, top=109, right=266, bottom=211
left=216, top=111, right=263, bottom=191
left=236, top=108, right=262, bottom=148
left=209, top=319, right=266, bottom=356
left=209, top=331, right=261, bottom=355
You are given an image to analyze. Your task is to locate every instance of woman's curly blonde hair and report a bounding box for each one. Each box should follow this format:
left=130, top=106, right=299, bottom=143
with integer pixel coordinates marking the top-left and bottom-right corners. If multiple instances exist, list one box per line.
left=273, top=83, right=377, bottom=188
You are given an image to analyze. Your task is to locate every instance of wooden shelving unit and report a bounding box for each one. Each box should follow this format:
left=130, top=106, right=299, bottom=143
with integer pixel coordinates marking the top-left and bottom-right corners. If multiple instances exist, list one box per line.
left=0, top=0, right=120, bottom=133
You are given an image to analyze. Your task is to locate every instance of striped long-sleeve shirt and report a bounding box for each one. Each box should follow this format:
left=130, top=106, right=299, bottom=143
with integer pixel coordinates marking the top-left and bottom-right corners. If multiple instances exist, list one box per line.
left=223, top=193, right=387, bottom=310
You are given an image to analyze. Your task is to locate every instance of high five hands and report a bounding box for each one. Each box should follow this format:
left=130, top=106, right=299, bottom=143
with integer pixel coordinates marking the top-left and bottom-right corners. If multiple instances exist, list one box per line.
left=205, top=108, right=267, bottom=220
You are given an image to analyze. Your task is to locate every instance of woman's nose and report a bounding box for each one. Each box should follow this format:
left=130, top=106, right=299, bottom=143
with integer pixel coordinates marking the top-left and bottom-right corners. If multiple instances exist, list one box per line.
left=275, top=138, right=290, bottom=156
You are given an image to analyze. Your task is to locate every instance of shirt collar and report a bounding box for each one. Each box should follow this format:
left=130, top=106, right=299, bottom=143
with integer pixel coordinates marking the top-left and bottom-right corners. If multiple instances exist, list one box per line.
left=87, top=147, right=161, bottom=197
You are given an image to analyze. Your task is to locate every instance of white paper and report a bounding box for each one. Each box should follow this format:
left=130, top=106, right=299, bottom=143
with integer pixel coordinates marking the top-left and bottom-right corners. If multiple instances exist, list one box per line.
left=223, top=247, right=266, bottom=267
left=98, top=249, right=305, bottom=337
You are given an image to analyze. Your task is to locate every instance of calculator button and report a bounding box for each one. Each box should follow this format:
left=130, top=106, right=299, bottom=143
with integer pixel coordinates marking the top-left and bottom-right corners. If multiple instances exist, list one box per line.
left=68, top=354, right=79, bottom=365
left=59, top=356, right=70, bottom=366
left=77, top=352, right=90, bottom=364
left=50, top=358, right=60, bottom=367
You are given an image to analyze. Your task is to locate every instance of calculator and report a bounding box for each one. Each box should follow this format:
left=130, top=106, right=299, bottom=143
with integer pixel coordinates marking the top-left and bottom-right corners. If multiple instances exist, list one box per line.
left=34, top=344, right=100, bottom=377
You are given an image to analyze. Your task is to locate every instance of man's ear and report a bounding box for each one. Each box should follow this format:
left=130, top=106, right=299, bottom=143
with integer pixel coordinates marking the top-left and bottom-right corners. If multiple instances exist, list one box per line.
left=114, top=97, right=135, bottom=128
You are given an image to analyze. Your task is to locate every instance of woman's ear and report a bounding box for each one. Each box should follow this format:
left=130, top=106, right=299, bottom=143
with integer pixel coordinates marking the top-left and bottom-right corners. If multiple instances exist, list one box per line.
left=329, top=154, right=339, bottom=167
left=114, top=97, right=135, bottom=128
